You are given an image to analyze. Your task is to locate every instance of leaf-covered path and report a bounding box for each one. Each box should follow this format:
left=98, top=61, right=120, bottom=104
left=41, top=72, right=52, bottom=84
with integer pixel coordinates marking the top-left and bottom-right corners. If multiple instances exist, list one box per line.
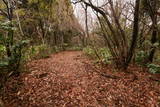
left=2, top=51, right=160, bottom=107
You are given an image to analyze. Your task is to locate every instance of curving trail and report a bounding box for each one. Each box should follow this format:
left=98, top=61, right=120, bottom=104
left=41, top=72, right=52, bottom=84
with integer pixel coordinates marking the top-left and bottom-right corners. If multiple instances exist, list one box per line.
left=2, top=51, right=160, bottom=107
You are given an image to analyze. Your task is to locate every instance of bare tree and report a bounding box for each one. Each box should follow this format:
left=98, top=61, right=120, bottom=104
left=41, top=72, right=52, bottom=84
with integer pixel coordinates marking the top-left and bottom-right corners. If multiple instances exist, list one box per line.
left=73, top=0, right=141, bottom=69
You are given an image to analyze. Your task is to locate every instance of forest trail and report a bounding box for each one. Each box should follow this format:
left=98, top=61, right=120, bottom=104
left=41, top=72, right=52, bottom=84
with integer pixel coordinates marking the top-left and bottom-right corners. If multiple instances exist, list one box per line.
left=2, top=51, right=160, bottom=107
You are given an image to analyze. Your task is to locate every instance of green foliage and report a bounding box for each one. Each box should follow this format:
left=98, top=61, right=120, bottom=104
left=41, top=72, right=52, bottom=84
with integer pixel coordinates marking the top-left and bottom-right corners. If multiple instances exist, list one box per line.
left=0, top=20, right=29, bottom=71
left=155, top=50, right=160, bottom=62
left=36, top=45, right=51, bottom=58
left=66, top=46, right=82, bottom=51
left=135, top=50, right=149, bottom=65
left=0, top=45, right=5, bottom=52
left=83, top=47, right=111, bottom=64
left=52, top=46, right=61, bottom=53
left=24, top=44, right=52, bottom=60
left=0, top=21, right=16, bottom=31
left=98, top=48, right=111, bottom=64
left=1, top=40, right=29, bottom=71
left=83, top=47, right=95, bottom=58
left=147, top=64, right=160, bottom=74
left=0, top=45, right=6, bottom=58
left=15, top=9, right=26, bottom=16
left=61, top=43, right=69, bottom=50
left=136, top=39, right=160, bottom=65
left=0, top=59, right=8, bottom=68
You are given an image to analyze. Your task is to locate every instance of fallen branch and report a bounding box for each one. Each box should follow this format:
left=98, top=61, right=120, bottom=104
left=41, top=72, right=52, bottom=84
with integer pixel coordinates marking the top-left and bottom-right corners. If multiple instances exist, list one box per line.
left=83, top=62, right=120, bottom=79
left=149, top=76, right=160, bottom=82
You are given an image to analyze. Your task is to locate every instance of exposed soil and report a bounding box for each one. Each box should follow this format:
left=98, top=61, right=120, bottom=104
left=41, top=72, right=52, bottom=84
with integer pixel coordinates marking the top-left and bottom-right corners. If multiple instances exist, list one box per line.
left=1, top=51, right=160, bottom=107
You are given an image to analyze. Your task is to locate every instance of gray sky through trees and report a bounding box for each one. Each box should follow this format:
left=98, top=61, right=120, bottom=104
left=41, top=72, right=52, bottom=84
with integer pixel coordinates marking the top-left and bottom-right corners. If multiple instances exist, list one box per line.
left=71, top=0, right=133, bottom=31
left=71, top=0, right=105, bottom=30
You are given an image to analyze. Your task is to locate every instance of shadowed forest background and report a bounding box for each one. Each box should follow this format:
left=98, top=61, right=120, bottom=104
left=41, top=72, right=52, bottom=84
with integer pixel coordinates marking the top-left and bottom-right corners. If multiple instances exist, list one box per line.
left=0, top=0, right=160, bottom=106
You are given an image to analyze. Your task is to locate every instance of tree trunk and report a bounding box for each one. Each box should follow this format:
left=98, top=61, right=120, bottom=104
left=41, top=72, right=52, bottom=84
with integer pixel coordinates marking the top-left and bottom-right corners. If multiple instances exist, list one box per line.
left=146, top=0, right=158, bottom=62
left=5, top=0, right=14, bottom=60
left=148, top=16, right=157, bottom=62
left=39, top=19, right=45, bottom=44
left=125, top=0, right=140, bottom=68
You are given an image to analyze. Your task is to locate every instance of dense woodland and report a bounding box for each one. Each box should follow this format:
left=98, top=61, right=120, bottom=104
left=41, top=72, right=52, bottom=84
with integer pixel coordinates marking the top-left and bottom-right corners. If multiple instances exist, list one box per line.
left=0, top=0, right=160, bottom=106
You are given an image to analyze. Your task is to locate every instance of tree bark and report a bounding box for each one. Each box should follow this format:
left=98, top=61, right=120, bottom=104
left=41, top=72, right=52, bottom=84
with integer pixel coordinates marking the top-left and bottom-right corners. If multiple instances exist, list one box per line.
left=125, top=0, right=140, bottom=68
left=147, top=0, right=158, bottom=62
left=148, top=16, right=157, bottom=62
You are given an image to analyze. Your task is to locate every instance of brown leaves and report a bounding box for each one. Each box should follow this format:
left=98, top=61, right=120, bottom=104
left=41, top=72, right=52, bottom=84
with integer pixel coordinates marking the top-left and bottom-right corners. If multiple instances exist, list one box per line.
left=1, top=51, right=160, bottom=107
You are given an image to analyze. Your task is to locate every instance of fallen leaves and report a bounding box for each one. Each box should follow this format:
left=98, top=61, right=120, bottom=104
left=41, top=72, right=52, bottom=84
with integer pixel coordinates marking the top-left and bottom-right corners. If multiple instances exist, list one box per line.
left=1, top=51, right=160, bottom=107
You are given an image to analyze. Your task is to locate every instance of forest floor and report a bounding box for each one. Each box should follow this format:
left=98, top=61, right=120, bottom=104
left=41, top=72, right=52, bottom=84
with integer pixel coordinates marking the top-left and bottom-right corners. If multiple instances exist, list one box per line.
left=1, top=51, right=160, bottom=107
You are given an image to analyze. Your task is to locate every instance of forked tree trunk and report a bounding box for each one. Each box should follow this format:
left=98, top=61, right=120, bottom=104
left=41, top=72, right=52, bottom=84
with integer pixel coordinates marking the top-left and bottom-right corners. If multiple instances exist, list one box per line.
left=125, top=0, right=140, bottom=68
left=80, top=0, right=140, bottom=69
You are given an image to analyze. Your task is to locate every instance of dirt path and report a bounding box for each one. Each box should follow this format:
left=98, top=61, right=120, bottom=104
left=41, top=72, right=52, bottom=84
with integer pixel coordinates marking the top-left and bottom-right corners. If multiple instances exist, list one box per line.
left=2, top=51, right=160, bottom=107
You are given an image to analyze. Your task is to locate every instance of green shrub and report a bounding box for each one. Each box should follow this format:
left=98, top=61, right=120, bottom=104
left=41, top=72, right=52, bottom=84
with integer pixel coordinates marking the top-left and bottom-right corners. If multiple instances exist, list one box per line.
left=0, top=59, right=8, bottom=68
left=83, top=47, right=111, bottom=64
left=155, top=50, right=160, bottom=62
left=52, top=46, right=61, bottom=53
left=62, top=43, right=69, bottom=50
left=147, top=64, right=160, bottom=74
left=0, top=40, right=29, bottom=73
left=83, top=47, right=95, bottom=58
left=24, top=44, right=51, bottom=61
left=0, top=45, right=6, bottom=52
left=36, top=44, right=50, bottom=58
left=135, top=50, right=149, bottom=65
left=0, top=45, right=6, bottom=59
left=97, top=48, right=111, bottom=64
left=66, top=46, right=82, bottom=51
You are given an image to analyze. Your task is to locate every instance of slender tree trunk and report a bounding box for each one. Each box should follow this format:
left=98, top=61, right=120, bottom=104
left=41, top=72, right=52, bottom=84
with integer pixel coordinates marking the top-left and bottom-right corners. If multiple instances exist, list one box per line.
left=125, top=0, right=140, bottom=68
left=5, top=0, right=13, bottom=58
left=54, top=32, right=57, bottom=45
left=16, top=11, right=24, bottom=36
left=145, top=0, right=158, bottom=62
left=83, top=4, right=89, bottom=46
left=39, top=19, right=45, bottom=44
left=148, top=16, right=157, bottom=62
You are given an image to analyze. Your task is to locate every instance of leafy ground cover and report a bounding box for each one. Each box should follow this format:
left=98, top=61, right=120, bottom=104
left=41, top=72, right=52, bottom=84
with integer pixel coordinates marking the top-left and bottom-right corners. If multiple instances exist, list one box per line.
left=1, top=51, right=160, bottom=107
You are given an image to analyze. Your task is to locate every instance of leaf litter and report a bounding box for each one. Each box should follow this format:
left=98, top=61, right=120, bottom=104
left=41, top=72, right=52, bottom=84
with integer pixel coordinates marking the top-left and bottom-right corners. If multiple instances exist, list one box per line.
left=1, top=51, right=160, bottom=107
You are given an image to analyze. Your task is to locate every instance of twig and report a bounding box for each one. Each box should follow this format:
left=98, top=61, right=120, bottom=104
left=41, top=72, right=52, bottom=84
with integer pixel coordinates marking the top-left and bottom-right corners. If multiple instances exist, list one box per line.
left=83, top=62, right=119, bottom=79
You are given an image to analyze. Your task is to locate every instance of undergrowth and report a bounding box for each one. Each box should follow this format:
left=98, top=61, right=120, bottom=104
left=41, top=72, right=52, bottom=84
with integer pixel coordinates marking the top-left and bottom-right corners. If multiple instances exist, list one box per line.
left=83, top=47, right=111, bottom=64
